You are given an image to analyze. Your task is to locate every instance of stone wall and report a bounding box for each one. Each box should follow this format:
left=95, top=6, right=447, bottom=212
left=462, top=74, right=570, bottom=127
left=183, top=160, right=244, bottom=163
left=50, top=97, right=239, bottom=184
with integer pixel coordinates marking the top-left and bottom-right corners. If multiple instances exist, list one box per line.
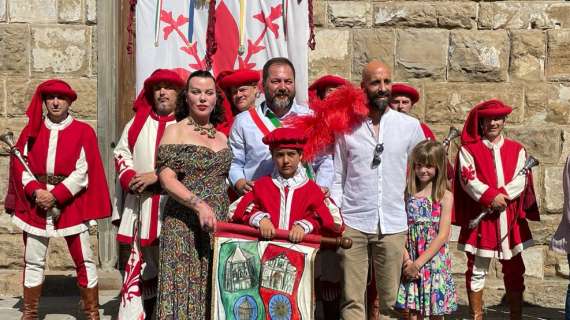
left=0, top=0, right=97, bottom=272
left=310, top=0, right=569, bottom=304
left=0, top=0, right=567, bottom=305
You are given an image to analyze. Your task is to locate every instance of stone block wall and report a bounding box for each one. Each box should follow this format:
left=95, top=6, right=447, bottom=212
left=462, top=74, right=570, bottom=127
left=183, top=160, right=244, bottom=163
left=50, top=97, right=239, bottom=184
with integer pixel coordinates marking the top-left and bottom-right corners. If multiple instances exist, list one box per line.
left=0, top=0, right=567, bottom=304
left=0, top=0, right=97, bottom=271
left=310, top=0, right=569, bottom=299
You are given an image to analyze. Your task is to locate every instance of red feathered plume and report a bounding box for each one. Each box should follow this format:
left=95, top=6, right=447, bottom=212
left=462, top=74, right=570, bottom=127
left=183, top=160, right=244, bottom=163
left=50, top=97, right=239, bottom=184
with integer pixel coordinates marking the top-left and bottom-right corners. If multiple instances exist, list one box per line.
left=287, top=84, right=369, bottom=161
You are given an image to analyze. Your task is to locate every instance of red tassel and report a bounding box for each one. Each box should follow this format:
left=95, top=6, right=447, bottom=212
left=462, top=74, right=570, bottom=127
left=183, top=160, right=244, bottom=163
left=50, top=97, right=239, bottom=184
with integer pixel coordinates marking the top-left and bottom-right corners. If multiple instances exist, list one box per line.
left=205, top=0, right=218, bottom=70
left=127, top=0, right=138, bottom=55
left=307, top=0, right=316, bottom=50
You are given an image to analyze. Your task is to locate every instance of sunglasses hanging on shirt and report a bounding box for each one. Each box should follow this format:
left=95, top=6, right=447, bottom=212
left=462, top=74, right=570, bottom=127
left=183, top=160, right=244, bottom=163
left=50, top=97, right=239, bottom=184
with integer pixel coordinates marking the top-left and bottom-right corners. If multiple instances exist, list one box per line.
left=371, top=143, right=384, bottom=169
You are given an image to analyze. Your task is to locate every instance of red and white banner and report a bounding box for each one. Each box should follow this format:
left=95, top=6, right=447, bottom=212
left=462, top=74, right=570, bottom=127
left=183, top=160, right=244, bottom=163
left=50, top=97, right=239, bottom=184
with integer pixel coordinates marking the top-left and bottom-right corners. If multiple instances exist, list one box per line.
left=118, top=224, right=145, bottom=320
left=136, top=0, right=310, bottom=104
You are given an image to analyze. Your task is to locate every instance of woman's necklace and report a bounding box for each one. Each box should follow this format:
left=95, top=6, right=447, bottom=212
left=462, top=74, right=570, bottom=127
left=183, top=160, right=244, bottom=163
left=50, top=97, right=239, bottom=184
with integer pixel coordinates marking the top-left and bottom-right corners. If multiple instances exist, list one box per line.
left=187, top=116, right=216, bottom=139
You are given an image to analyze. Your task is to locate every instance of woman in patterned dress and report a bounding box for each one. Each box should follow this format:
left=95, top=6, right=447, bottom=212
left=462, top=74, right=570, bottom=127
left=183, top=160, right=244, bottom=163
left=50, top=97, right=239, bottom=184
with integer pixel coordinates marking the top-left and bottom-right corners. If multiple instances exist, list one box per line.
left=155, top=70, right=231, bottom=319
left=395, top=140, right=458, bottom=319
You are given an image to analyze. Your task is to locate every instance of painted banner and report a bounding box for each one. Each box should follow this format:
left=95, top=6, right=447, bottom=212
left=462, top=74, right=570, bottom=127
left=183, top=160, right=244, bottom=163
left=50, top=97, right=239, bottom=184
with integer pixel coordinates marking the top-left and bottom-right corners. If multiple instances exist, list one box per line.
left=135, top=0, right=310, bottom=104
left=213, top=226, right=318, bottom=319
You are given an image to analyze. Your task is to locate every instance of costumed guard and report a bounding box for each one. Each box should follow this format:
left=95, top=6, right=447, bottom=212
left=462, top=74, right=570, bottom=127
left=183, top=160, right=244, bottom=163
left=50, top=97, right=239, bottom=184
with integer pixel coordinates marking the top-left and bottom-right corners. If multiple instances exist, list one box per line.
left=453, top=99, right=539, bottom=320
left=218, top=69, right=260, bottom=117
left=389, top=83, right=435, bottom=140
left=309, top=74, right=349, bottom=102
left=215, top=69, right=259, bottom=137
left=5, top=79, right=111, bottom=320
left=112, top=69, right=184, bottom=319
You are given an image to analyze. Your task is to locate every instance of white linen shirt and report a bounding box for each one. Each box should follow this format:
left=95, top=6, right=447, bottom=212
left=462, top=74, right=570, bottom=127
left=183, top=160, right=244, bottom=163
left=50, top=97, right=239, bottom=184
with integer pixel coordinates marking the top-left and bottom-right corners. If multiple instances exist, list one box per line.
left=330, top=108, right=425, bottom=234
left=228, top=101, right=334, bottom=188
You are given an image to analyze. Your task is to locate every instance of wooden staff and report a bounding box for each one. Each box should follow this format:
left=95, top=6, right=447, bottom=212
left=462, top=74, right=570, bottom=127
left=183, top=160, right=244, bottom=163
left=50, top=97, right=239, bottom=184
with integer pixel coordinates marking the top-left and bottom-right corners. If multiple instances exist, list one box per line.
left=215, top=222, right=352, bottom=249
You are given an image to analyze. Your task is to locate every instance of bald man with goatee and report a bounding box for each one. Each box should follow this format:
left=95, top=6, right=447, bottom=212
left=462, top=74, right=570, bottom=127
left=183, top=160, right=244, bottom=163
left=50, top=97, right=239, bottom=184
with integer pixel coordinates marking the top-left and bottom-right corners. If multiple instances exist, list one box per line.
left=330, top=60, right=425, bottom=319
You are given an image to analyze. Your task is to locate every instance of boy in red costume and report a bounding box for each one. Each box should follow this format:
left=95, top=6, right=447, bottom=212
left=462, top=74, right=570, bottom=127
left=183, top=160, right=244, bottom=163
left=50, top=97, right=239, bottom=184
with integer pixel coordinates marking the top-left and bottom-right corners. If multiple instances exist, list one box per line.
left=231, top=127, right=343, bottom=241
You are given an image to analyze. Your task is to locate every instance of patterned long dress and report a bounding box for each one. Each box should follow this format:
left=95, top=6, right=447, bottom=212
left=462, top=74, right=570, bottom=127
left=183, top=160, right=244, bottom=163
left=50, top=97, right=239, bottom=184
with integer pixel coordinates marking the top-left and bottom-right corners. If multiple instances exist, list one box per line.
left=395, top=196, right=458, bottom=316
left=156, top=144, right=232, bottom=319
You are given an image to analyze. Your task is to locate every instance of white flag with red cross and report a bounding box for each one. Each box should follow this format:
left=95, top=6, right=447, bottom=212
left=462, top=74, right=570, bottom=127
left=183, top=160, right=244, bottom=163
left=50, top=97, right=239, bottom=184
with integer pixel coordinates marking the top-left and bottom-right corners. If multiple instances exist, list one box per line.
left=136, top=0, right=312, bottom=105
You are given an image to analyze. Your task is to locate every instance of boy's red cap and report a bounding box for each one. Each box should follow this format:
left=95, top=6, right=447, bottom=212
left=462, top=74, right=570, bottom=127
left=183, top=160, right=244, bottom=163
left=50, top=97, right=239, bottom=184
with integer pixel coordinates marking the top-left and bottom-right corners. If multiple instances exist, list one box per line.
left=262, top=127, right=307, bottom=150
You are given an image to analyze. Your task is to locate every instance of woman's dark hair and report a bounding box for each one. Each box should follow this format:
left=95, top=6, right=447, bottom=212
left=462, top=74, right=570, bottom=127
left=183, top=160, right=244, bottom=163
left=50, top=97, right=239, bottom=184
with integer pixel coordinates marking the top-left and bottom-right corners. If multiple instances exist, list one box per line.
left=175, top=70, right=225, bottom=125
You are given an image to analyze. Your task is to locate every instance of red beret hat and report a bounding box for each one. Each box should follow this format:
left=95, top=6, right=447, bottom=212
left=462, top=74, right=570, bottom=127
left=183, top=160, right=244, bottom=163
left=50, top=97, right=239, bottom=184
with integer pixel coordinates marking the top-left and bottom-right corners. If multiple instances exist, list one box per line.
left=218, top=69, right=260, bottom=90
left=39, top=79, right=77, bottom=102
left=216, top=70, right=235, bottom=86
left=143, top=69, right=185, bottom=93
left=476, top=100, right=512, bottom=118
left=309, top=75, right=349, bottom=93
left=461, top=99, right=512, bottom=144
left=391, top=83, right=419, bottom=104
left=262, top=127, right=307, bottom=150
left=25, top=79, right=77, bottom=138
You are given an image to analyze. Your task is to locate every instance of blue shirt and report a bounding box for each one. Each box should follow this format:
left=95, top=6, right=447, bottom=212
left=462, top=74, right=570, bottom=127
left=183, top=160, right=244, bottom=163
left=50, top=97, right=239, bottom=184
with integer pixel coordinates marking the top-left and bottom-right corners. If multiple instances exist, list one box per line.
left=228, top=101, right=334, bottom=188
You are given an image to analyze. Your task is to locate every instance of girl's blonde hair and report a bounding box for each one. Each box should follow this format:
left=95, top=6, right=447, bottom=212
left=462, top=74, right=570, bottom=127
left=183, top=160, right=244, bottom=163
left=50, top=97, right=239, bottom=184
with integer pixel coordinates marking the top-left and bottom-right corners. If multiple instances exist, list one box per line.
left=406, top=140, right=448, bottom=202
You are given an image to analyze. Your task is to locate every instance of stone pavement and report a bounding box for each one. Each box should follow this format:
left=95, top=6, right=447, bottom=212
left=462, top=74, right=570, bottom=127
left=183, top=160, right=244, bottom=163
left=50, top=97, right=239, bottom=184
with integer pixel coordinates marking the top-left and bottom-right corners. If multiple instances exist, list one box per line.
left=0, top=293, right=564, bottom=320
left=0, top=272, right=565, bottom=319
left=0, top=291, right=120, bottom=320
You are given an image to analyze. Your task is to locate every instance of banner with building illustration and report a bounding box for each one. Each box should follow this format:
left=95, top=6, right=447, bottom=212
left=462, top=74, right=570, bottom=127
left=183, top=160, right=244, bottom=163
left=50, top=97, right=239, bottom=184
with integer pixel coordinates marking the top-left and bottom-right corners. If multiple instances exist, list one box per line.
left=212, top=234, right=318, bottom=320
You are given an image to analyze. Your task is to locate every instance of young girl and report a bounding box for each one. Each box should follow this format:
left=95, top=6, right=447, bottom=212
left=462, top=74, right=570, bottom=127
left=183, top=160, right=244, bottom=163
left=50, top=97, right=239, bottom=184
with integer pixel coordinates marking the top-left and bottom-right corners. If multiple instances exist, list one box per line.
left=395, top=140, right=457, bottom=319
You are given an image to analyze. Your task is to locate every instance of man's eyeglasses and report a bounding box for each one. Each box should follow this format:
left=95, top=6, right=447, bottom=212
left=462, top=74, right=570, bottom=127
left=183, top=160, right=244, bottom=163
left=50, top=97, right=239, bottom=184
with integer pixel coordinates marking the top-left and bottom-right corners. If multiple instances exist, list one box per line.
left=371, top=143, right=384, bottom=169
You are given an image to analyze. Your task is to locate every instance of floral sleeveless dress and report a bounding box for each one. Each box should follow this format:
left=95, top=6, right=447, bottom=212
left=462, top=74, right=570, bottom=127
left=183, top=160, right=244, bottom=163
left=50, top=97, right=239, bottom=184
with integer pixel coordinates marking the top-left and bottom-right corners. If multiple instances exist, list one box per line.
left=395, top=196, right=458, bottom=316
left=155, top=144, right=232, bottom=320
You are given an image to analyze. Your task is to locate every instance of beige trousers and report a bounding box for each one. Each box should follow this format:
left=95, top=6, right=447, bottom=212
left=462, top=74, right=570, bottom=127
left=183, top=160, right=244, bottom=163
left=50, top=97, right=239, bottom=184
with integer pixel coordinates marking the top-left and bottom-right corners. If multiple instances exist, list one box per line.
left=339, top=226, right=407, bottom=320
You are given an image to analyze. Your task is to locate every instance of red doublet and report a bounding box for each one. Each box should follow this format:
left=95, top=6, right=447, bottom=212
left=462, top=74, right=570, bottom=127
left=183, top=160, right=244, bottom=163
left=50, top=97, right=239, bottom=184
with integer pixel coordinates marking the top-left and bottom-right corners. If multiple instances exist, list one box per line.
left=453, top=138, right=539, bottom=259
left=12, top=118, right=111, bottom=236
left=232, top=175, right=343, bottom=237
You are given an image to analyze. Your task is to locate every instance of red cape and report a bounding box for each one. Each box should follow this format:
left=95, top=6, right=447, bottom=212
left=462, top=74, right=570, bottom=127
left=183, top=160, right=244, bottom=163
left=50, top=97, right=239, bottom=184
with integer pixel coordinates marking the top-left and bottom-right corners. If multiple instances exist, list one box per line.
left=451, top=139, right=539, bottom=227
left=5, top=120, right=111, bottom=223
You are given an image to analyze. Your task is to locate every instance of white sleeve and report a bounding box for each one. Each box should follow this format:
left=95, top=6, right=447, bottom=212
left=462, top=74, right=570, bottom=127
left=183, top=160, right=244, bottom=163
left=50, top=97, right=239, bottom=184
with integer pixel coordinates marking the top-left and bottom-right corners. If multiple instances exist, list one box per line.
left=61, top=147, right=89, bottom=195
left=503, top=148, right=527, bottom=200
left=313, top=153, right=334, bottom=189
left=21, top=141, right=35, bottom=187
left=408, top=121, right=426, bottom=155
left=458, top=147, right=490, bottom=202
left=228, top=120, right=247, bottom=186
left=330, top=134, right=347, bottom=206
left=113, top=119, right=136, bottom=181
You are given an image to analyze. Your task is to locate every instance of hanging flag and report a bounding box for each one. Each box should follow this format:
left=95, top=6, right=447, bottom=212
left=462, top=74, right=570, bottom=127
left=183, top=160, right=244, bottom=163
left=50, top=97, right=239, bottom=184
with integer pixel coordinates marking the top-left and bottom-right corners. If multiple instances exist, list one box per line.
left=135, top=0, right=311, bottom=104
left=118, top=224, right=146, bottom=320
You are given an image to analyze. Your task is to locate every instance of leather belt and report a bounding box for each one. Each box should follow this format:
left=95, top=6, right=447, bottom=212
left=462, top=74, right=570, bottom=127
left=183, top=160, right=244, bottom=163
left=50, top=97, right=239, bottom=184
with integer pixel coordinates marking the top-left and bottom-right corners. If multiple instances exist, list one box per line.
left=36, top=175, right=67, bottom=185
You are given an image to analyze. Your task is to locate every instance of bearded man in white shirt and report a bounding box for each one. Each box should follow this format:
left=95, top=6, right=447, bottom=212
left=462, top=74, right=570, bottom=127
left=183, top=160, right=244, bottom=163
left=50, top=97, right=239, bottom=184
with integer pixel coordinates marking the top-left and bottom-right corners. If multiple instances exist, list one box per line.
left=330, top=60, right=425, bottom=319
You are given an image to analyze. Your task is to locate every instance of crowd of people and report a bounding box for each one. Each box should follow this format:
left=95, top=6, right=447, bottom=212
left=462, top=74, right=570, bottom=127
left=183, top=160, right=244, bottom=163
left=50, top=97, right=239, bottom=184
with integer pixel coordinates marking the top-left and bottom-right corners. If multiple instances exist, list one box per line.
left=4, top=56, right=552, bottom=320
